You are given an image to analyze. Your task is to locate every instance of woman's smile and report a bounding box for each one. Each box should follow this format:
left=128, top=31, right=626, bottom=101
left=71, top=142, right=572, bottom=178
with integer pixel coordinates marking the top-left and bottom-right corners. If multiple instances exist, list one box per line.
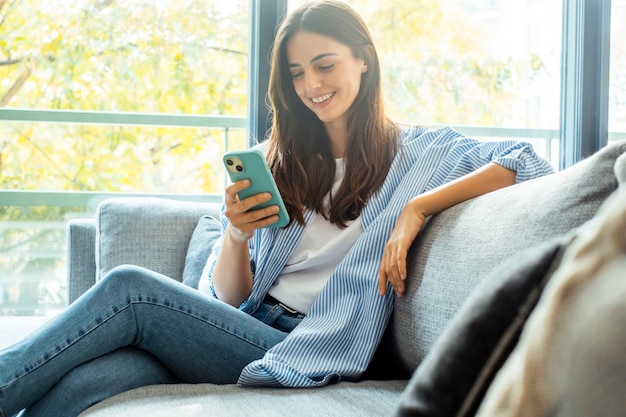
left=311, top=92, right=336, bottom=104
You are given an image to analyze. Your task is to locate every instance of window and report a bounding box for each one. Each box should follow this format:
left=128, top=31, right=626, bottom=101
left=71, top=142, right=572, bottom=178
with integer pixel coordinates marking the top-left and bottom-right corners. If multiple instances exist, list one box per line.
left=289, top=0, right=562, bottom=165
left=0, top=0, right=250, bottom=316
left=610, top=0, right=626, bottom=139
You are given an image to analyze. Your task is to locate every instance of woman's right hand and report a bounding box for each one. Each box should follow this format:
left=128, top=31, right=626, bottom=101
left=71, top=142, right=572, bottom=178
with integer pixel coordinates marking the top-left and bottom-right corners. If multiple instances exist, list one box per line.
left=223, top=179, right=280, bottom=242
left=213, top=179, right=279, bottom=306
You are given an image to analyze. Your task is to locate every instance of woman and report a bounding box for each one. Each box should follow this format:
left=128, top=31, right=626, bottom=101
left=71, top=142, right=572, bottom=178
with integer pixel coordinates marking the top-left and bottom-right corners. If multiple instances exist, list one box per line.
left=0, top=1, right=553, bottom=416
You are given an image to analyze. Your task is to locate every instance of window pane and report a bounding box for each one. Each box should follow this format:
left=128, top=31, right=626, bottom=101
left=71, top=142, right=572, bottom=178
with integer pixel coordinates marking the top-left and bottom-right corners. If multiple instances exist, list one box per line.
left=288, top=0, right=562, bottom=166
left=0, top=1, right=249, bottom=115
left=0, top=206, right=76, bottom=317
left=0, top=121, right=247, bottom=194
left=0, top=121, right=246, bottom=316
left=609, top=0, right=626, bottom=141
left=0, top=1, right=250, bottom=316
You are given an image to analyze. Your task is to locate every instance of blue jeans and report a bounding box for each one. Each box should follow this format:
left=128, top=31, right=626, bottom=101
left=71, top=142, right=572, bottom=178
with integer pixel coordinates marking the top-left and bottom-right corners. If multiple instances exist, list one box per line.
left=0, top=265, right=301, bottom=417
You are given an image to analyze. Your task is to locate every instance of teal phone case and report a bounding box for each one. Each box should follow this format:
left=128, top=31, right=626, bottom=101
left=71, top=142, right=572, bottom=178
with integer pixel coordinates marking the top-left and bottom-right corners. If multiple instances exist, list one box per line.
left=223, top=149, right=290, bottom=228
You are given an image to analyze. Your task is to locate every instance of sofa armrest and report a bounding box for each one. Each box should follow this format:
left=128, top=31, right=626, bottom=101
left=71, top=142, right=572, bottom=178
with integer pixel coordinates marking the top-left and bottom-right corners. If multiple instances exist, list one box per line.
left=66, top=197, right=221, bottom=303
left=66, top=218, right=97, bottom=304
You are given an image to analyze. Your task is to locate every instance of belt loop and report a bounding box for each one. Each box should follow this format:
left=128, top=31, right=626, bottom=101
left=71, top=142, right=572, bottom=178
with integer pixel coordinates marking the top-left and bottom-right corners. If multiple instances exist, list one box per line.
left=278, top=301, right=299, bottom=315
left=265, top=295, right=300, bottom=316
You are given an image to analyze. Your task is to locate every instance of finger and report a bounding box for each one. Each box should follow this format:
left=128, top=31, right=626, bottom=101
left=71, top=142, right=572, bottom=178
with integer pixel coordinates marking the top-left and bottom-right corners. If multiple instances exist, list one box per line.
left=387, top=244, right=407, bottom=297
left=253, top=212, right=280, bottom=228
left=378, top=265, right=388, bottom=296
left=224, top=180, right=250, bottom=203
left=228, top=203, right=275, bottom=226
left=379, top=246, right=401, bottom=297
left=395, top=246, right=409, bottom=281
left=238, top=192, right=273, bottom=212
left=392, top=276, right=405, bottom=297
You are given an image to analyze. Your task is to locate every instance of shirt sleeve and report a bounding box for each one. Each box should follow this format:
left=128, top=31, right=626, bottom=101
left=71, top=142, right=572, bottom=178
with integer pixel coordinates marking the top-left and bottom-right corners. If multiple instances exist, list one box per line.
left=421, top=129, right=555, bottom=187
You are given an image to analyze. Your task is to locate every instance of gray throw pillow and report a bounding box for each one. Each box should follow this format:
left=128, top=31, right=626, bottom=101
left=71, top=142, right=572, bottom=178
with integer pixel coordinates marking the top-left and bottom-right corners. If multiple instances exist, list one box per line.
left=392, top=235, right=569, bottom=417
left=182, top=215, right=222, bottom=289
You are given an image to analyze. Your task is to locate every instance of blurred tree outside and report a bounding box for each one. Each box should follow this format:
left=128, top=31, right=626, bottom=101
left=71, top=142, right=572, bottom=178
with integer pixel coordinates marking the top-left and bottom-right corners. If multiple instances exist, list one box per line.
left=0, top=0, right=250, bottom=194
left=1, top=0, right=550, bottom=195
left=333, top=0, right=549, bottom=126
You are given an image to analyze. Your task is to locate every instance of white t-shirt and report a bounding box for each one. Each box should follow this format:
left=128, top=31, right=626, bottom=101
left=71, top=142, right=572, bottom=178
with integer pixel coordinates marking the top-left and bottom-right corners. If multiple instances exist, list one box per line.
left=268, top=159, right=364, bottom=314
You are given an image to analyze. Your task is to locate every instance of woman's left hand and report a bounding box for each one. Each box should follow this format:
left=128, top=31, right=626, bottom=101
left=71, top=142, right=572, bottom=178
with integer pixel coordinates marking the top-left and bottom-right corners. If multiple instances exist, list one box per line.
left=378, top=198, right=427, bottom=297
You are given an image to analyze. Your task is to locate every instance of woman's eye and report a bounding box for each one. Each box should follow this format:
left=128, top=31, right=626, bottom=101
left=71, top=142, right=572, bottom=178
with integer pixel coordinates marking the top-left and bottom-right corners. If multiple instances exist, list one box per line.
left=291, top=72, right=304, bottom=80
left=319, top=64, right=334, bottom=72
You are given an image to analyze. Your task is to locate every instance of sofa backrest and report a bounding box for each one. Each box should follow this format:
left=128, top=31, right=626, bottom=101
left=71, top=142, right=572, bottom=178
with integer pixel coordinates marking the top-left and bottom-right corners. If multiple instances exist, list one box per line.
left=381, top=140, right=626, bottom=377
left=95, top=197, right=221, bottom=282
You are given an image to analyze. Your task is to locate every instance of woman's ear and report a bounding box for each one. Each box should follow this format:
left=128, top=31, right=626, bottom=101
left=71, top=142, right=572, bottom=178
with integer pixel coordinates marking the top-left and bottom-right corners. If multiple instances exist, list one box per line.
left=360, top=44, right=375, bottom=74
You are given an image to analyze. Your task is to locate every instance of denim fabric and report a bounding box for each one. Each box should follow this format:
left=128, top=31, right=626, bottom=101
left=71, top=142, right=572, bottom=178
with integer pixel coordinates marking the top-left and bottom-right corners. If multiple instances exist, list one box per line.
left=253, top=298, right=305, bottom=333
left=0, top=265, right=293, bottom=417
left=17, top=347, right=177, bottom=417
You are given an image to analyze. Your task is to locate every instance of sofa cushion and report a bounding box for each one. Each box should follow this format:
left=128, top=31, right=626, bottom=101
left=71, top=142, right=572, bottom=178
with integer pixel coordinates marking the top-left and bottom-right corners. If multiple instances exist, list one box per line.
left=79, top=380, right=407, bottom=417
left=392, top=234, right=569, bottom=417
left=95, top=198, right=219, bottom=282
left=181, top=215, right=222, bottom=288
left=384, top=140, right=626, bottom=376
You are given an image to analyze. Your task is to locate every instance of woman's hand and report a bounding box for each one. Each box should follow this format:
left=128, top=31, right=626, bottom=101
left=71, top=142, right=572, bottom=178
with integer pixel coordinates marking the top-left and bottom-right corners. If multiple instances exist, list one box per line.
left=377, top=163, right=516, bottom=298
left=213, top=179, right=280, bottom=307
left=223, top=179, right=281, bottom=242
left=378, top=198, right=427, bottom=297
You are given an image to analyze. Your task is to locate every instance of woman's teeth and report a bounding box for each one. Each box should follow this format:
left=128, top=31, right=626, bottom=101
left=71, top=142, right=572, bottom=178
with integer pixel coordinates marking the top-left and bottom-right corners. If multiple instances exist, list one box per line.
left=312, top=92, right=334, bottom=103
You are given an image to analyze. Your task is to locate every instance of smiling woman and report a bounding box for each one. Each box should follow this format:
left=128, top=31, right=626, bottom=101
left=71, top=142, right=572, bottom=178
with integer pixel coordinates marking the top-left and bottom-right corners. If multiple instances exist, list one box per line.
left=0, top=2, right=556, bottom=415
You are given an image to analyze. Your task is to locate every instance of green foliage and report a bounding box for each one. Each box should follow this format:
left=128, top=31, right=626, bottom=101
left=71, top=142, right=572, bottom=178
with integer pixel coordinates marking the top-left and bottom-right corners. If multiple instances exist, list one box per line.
left=1, top=0, right=249, bottom=195
left=345, top=0, right=543, bottom=125
left=0, top=0, right=546, bottom=194
left=0, top=0, right=250, bottom=314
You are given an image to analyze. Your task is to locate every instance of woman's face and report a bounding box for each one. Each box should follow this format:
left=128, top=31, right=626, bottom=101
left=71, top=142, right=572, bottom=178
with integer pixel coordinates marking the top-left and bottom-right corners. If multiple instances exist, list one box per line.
left=287, top=30, right=367, bottom=131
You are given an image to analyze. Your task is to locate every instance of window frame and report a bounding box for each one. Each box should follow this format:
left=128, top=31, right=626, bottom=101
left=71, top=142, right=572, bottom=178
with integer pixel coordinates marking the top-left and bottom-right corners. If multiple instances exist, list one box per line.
left=247, top=0, right=288, bottom=146
left=559, top=0, right=612, bottom=169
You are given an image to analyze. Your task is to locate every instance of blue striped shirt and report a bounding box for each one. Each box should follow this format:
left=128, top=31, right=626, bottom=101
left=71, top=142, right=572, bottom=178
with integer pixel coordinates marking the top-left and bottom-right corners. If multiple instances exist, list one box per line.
left=204, top=126, right=554, bottom=387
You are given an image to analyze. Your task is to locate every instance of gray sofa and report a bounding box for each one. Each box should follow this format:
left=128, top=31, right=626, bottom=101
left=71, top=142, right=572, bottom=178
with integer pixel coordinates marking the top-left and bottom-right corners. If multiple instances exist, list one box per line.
left=64, top=141, right=626, bottom=417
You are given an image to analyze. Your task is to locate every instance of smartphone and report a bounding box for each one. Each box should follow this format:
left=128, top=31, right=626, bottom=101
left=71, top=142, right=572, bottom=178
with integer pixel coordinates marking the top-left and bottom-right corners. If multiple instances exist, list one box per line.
left=223, top=149, right=290, bottom=228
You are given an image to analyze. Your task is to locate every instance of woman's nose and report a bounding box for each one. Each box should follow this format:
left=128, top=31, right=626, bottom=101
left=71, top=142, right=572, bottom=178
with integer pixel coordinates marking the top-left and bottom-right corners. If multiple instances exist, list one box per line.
left=304, top=73, right=322, bottom=92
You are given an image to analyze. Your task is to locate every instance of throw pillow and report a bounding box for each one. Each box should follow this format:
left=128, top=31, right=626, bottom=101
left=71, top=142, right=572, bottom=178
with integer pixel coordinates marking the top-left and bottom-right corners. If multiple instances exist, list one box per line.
left=475, top=188, right=626, bottom=417
left=547, top=257, right=626, bottom=417
left=392, top=234, right=570, bottom=417
left=182, top=215, right=222, bottom=289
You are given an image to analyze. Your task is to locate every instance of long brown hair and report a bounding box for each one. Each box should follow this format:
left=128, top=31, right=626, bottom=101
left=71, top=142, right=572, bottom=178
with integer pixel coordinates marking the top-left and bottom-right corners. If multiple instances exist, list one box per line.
left=266, top=0, right=399, bottom=227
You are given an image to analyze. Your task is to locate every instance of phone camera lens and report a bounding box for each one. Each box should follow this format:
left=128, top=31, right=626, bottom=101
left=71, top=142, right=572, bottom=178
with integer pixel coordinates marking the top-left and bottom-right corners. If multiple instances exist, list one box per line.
left=226, top=159, right=234, bottom=166
left=236, top=165, right=243, bottom=172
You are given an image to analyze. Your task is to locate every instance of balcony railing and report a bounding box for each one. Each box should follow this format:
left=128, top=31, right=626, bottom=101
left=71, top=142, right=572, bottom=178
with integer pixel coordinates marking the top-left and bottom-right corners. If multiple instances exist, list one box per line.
left=1, top=108, right=625, bottom=316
